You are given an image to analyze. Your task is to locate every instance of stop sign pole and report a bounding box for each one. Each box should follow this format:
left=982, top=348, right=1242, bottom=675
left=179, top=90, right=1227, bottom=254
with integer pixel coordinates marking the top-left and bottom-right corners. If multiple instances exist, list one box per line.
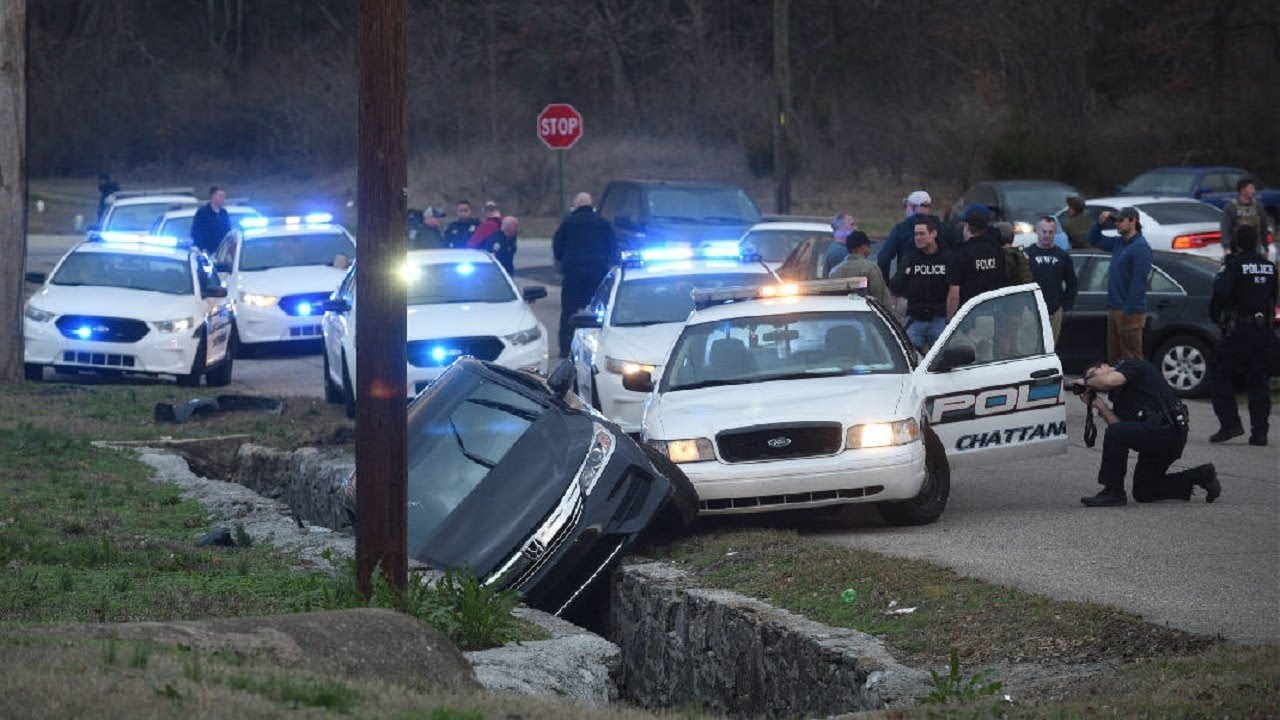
left=537, top=104, right=583, bottom=215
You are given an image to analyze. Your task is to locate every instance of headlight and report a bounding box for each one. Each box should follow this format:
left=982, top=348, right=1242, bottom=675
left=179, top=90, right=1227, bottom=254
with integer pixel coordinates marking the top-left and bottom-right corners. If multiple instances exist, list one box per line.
left=605, top=356, right=656, bottom=375
left=241, top=292, right=278, bottom=307
left=649, top=437, right=715, bottom=464
left=504, top=326, right=542, bottom=346
left=1013, top=221, right=1035, bottom=235
left=24, top=304, right=56, bottom=323
left=152, top=316, right=197, bottom=333
left=846, top=419, right=920, bottom=449
left=575, top=422, right=616, bottom=494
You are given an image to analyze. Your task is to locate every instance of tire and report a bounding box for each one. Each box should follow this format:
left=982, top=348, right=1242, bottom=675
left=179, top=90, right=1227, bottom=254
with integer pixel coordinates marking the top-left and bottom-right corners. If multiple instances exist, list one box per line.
left=341, top=354, right=356, bottom=419
left=1154, top=334, right=1210, bottom=398
left=638, top=442, right=699, bottom=545
left=176, top=332, right=207, bottom=387
left=878, top=428, right=950, bottom=526
left=230, top=323, right=255, bottom=359
left=205, top=338, right=235, bottom=387
left=323, top=352, right=343, bottom=404
left=23, top=363, right=43, bottom=382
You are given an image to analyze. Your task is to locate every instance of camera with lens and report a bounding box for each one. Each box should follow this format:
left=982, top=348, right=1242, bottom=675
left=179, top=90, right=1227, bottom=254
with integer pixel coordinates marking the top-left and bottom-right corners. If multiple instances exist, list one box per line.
left=1068, top=380, right=1091, bottom=396
left=1099, top=213, right=1118, bottom=229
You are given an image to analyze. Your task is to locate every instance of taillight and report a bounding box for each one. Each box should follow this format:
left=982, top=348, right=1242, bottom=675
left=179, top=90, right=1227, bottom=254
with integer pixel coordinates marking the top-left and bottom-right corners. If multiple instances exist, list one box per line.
left=1171, top=232, right=1220, bottom=250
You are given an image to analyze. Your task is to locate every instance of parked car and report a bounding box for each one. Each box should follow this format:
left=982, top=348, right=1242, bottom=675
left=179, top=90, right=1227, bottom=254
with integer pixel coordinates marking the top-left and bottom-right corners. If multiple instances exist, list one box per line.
left=775, top=235, right=884, bottom=282
left=340, top=359, right=697, bottom=617
left=597, top=179, right=762, bottom=253
left=738, top=221, right=831, bottom=271
left=1118, top=166, right=1280, bottom=224
left=92, top=188, right=200, bottom=235
left=950, top=180, right=1081, bottom=235
left=1015, top=196, right=1226, bottom=259
left=152, top=204, right=260, bottom=241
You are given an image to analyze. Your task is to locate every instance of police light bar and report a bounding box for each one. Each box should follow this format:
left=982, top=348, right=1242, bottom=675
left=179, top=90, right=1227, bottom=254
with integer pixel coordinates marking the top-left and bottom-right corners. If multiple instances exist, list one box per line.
left=94, top=231, right=186, bottom=248
left=241, top=213, right=336, bottom=231
left=691, top=277, right=868, bottom=310
left=620, top=242, right=759, bottom=267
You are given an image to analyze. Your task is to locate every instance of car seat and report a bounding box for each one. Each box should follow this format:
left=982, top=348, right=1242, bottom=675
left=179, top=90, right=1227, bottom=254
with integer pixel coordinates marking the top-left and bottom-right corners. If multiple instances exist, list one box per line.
left=706, top=337, right=752, bottom=380
left=825, top=324, right=861, bottom=361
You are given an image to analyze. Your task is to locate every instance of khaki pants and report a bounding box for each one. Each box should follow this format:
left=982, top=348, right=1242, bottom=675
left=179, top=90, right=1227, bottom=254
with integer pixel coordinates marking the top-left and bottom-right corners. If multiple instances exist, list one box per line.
left=1049, top=308, right=1063, bottom=346
left=1107, top=309, right=1145, bottom=363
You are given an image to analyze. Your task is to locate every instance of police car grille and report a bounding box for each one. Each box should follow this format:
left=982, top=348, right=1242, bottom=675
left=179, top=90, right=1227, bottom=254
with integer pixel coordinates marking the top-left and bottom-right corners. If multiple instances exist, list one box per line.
left=278, top=292, right=332, bottom=317
left=61, top=351, right=136, bottom=368
left=700, top=485, right=885, bottom=512
left=55, top=315, right=150, bottom=343
left=716, top=422, right=844, bottom=463
left=406, top=336, right=504, bottom=367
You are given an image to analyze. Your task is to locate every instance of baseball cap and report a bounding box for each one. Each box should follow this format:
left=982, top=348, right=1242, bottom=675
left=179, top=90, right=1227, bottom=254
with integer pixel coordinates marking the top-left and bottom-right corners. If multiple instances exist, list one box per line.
left=905, top=190, right=932, bottom=207
left=1116, top=207, right=1139, bottom=221
left=425, top=206, right=446, bottom=218
left=845, top=230, right=871, bottom=249
left=961, top=203, right=991, bottom=229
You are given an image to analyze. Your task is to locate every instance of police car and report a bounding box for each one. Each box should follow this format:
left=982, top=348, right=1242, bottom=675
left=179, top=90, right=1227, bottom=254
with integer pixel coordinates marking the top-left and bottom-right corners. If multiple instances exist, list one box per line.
left=625, top=279, right=1068, bottom=523
left=211, top=213, right=355, bottom=347
left=569, top=243, right=777, bottom=434
left=95, top=188, right=200, bottom=233
left=152, top=203, right=260, bottom=241
left=321, top=249, right=549, bottom=417
left=23, top=232, right=235, bottom=387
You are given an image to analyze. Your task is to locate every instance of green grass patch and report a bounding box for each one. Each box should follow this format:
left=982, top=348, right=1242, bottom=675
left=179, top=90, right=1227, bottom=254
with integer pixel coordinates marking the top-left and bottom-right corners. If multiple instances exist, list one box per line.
left=654, top=527, right=1214, bottom=666
left=225, top=672, right=363, bottom=713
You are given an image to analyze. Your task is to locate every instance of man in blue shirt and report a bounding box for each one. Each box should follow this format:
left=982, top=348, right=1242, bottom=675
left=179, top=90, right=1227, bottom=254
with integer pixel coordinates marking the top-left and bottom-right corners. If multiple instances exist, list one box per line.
left=1087, top=207, right=1151, bottom=363
left=822, top=212, right=855, bottom=276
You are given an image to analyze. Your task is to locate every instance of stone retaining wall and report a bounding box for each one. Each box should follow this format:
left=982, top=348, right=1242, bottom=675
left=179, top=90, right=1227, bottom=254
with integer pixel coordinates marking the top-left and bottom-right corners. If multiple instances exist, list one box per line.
left=610, top=561, right=930, bottom=717
left=227, top=444, right=354, bottom=532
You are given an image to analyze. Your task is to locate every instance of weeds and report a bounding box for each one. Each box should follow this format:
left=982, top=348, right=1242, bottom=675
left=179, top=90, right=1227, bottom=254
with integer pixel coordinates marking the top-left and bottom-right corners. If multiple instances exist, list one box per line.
left=232, top=524, right=253, bottom=548
left=129, top=643, right=153, bottom=670
left=101, top=639, right=118, bottom=666
left=226, top=673, right=362, bottom=713
left=918, top=648, right=1003, bottom=705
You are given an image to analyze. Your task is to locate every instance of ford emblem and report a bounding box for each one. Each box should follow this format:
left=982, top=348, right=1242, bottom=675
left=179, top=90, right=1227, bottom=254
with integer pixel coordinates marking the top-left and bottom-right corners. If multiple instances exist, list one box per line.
left=766, top=436, right=792, bottom=449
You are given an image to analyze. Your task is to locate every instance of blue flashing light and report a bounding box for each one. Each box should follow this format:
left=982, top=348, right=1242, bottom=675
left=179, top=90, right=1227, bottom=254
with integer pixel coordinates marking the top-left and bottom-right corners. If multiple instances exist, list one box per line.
left=240, top=216, right=269, bottom=229
left=74, top=326, right=93, bottom=340
left=700, top=241, right=741, bottom=258
left=98, top=232, right=180, bottom=247
left=430, top=346, right=448, bottom=363
left=304, top=212, right=333, bottom=224
left=297, top=302, right=313, bottom=316
left=455, top=262, right=475, bottom=276
left=641, top=246, right=694, bottom=262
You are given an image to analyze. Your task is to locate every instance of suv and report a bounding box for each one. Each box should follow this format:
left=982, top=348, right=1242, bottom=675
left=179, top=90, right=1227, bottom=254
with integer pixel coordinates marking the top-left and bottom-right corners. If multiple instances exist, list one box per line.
left=597, top=179, right=762, bottom=252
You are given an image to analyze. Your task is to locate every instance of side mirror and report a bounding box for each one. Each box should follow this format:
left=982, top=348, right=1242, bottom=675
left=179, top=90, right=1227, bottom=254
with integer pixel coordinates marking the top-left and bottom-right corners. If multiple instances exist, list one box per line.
left=203, top=285, right=228, bottom=299
left=522, top=285, right=547, bottom=303
left=622, top=370, right=654, bottom=393
left=213, top=261, right=232, bottom=274
left=24, top=272, right=46, bottom=284
left=547, top=359, right=575, bottom=398
left=571, top=311, right=603, bottom=329
left=322, top=298, right=351, bottom=313
left=934, top=344, right=976, bottom=372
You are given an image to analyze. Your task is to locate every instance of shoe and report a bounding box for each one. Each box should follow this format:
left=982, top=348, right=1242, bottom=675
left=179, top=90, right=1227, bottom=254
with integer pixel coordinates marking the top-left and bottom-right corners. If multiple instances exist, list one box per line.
left=1209, top=426, right=1244, bottom=443
left=1248, top=434, right=1267, bottom=446
left=1081, top=489, right=1128, bottom=507
left=1194, top=464, right=1221, bottom=503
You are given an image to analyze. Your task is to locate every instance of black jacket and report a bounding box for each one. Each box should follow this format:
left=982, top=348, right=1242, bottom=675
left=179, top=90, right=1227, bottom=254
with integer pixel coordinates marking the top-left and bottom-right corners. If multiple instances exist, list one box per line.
left=889, top=246, right=951, bottom=319
left=1025, top=245, right=1078, bottom=314
left=946, top=232, right=1006, bottom=306
left=191, top=204, right=230, bottom=254
left=553, top=206, right=616, bottom=276
left=445, top=218, right=480, bottom=248
left=1210, top=250, right=1278, bottom=323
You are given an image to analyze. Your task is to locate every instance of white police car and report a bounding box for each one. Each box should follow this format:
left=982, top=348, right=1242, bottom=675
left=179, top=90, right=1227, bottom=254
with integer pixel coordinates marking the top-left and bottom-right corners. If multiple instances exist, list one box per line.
left=626, top=279, right=1068, bottom=524
left=23, top=232, right=235, bottom=387
left=211, top=213, right=355, bottom=347
left=321, top=249, right=549, bottom=417
left=152, top=203, right=260, bottom=241
left=569, top=243, right=777, bottom=434
left=96, top=188, right=200, bottom=233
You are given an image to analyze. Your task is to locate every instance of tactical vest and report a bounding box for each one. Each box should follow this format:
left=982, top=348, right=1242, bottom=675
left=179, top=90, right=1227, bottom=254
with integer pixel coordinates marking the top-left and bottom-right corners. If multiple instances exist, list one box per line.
left=1228, top=200, right=1263, bottom=232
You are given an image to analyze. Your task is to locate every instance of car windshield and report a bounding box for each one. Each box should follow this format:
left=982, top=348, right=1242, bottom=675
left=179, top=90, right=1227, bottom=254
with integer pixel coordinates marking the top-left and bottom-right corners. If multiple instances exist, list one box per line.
left=646, top=187, right=762, bottom=224
left=157, top=209, right=256, bottom=240
left=106, top=202, right=196, bottom=232
left=741, top=229, right=824, bottom=263
left=51, top=252, right=192, bottom=295
left=1125, top=171, right=1198, bottom=194
left=404, top=371, right=548, bottom=554
left=1002, top=185, right=1079, bottom=216
left=1135, top=201, right=1221, bottom=225
left=612, top=271, right=771, bottom=326
left=662, top=310, right=907, bottom=391
left=239, top=233, right=355, bottom=271
left=407, top=261, right=516, bottom=305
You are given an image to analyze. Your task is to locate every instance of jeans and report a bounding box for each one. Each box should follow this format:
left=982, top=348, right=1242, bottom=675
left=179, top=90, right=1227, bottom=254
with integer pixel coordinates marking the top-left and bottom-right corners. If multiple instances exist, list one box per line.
left=905, top=316, right=947, bottom=351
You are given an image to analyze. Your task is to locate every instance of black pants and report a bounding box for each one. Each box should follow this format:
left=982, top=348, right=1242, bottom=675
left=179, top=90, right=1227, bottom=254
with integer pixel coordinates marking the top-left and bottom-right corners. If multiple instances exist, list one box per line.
left=1209, top=324, right=1272, bottom=436
left=1097, top=421, right=1195, bottom=501
left=558, top=273, right=597, bottom=358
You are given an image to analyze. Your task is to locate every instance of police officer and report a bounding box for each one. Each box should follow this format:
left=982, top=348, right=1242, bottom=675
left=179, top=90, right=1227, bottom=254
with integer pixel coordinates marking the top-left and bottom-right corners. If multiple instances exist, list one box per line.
left=945, top=203, right=1005, bottom=319
left=1208, top=225, right=1277, bottom=446
left=191, top=186, right=231, bottom=255
left=1072, top=359, right=1219, bottom=507
left=553, top=192, right=616, bottom=358
left=889, top=216, right=951, bottom=351
left=444, top=200, right=480, bottom=248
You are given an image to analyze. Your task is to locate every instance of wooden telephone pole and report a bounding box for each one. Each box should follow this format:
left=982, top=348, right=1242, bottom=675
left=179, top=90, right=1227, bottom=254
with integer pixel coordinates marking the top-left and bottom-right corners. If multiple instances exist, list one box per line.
left=356, top=0, right=409, bottom=595
left=772, top=0, right=792, bottom=215
left=0, top=0, right=27, bottom=384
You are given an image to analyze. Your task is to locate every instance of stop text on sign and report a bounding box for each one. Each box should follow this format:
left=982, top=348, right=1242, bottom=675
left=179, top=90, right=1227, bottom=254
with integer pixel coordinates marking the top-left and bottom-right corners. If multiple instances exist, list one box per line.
left=536, top=103, right=584, bottom=150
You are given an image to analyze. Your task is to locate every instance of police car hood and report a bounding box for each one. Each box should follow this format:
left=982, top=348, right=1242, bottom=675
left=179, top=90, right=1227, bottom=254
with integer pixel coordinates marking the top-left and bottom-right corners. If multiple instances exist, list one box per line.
left=650, top=373, right=913, bottom=437
left=604, top=323, right=684, bottom=367
left=235, top=266, right=347, bottom=297
left=406, top=300, right=536, bottom=340
left=31, top=285, right=198, bottom=322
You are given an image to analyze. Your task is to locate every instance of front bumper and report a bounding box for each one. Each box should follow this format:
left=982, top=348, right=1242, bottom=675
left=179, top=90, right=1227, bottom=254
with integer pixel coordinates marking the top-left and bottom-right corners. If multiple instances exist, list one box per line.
left=25, top=319, right=200, bottom=376
left=236, top=303, right=325, bottom=343
left=408, top=338, right=548, bottom=396
left=673, top=441, right=926, bottom=514
left=594, top=369, right=646, bottom=433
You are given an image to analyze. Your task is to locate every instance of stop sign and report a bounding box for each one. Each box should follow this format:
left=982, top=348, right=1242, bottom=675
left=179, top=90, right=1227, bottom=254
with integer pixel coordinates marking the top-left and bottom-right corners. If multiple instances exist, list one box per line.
left=537, top=103, right=584, bottom=150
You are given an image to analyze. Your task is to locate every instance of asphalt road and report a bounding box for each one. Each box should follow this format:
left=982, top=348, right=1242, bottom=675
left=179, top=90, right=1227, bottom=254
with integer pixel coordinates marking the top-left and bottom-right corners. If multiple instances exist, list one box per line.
left=22, top=234, right=1280, bottom=644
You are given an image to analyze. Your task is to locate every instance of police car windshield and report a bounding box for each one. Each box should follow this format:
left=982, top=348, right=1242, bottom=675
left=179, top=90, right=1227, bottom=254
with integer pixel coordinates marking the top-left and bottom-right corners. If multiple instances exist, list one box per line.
left=741, top=229, right=823, bottom=263
left=51, top=253, right=193, bottom=295
left=240, top=233, right=355, bottom=271
left=613, top=272, right=770, bottom=326
left=646, top=187, right=761, bottom=224
left=407, top=262, right=516, bottom=305
left=662, top=311, right=907, bottom=392
left=106, top=202, right=193, bottom=232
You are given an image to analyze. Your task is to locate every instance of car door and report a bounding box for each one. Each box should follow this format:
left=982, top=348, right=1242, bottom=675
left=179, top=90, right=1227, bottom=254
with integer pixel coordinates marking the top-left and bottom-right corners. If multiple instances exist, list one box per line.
left=195, top=254, right=234, bottom=363
left=1057, top=253, right=1108, bottom=372
left=325, top=268, right=357, bottom=387
left=572, top=269, right=617, bottom=394
left=914, top=284, right=1068, bottom=469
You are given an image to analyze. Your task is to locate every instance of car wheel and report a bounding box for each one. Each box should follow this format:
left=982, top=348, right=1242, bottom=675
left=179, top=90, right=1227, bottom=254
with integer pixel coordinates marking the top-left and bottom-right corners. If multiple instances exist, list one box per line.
left=341, top=353, right=356, bottom=420
left=323, top=352, right=343, bottom=404
left=176, top=332, right=207, bottom=387
left=23, top=363, right=43, bottom=382
left=878, top=428, right=950, bottom=526
left=638, top=443, right=698, bottom=545
left=205, top=340, right=234, bottom=387
left=1155, top=335, right=1210, bottom=398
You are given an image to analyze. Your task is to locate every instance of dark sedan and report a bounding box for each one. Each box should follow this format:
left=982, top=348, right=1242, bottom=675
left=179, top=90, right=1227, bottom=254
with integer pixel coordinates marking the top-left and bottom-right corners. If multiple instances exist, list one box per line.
left=343, top=359, right=696, bottom=616
left=950, top=180, right=1082, bottom=231
left=776, top=235, right=885, bottom=282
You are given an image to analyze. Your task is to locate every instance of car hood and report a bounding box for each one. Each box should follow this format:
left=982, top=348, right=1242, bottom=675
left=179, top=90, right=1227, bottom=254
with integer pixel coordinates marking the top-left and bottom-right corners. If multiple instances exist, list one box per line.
left=634, top=220, right=752, bottom=246
left=406, top=301, right=537, bottom=340
left=236, top=266, right=347, bottom=297
left=603, top=323, right=684, bottom=366
left=29, top=285, right=198, bottom=321
left=649, top=373, right=914, bottom=438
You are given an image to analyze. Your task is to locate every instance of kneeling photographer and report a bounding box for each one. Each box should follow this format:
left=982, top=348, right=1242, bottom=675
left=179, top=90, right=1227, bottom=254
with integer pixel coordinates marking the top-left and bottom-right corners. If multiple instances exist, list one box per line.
left=1071, top=359, right=1220, bottom=507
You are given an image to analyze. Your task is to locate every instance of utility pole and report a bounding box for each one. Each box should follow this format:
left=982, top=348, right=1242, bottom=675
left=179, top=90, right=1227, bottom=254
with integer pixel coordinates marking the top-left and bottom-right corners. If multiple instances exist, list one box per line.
left=356, top=0, right=408, bottom=595
left=0, top=0, right=27, bottom=384
left=772, top=0, right=792, bottom=215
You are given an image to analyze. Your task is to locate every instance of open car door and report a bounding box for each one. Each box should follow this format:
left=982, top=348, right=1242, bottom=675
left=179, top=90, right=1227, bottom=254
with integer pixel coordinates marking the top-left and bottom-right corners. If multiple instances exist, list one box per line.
left=914, top=283, right=1068, bottom=469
